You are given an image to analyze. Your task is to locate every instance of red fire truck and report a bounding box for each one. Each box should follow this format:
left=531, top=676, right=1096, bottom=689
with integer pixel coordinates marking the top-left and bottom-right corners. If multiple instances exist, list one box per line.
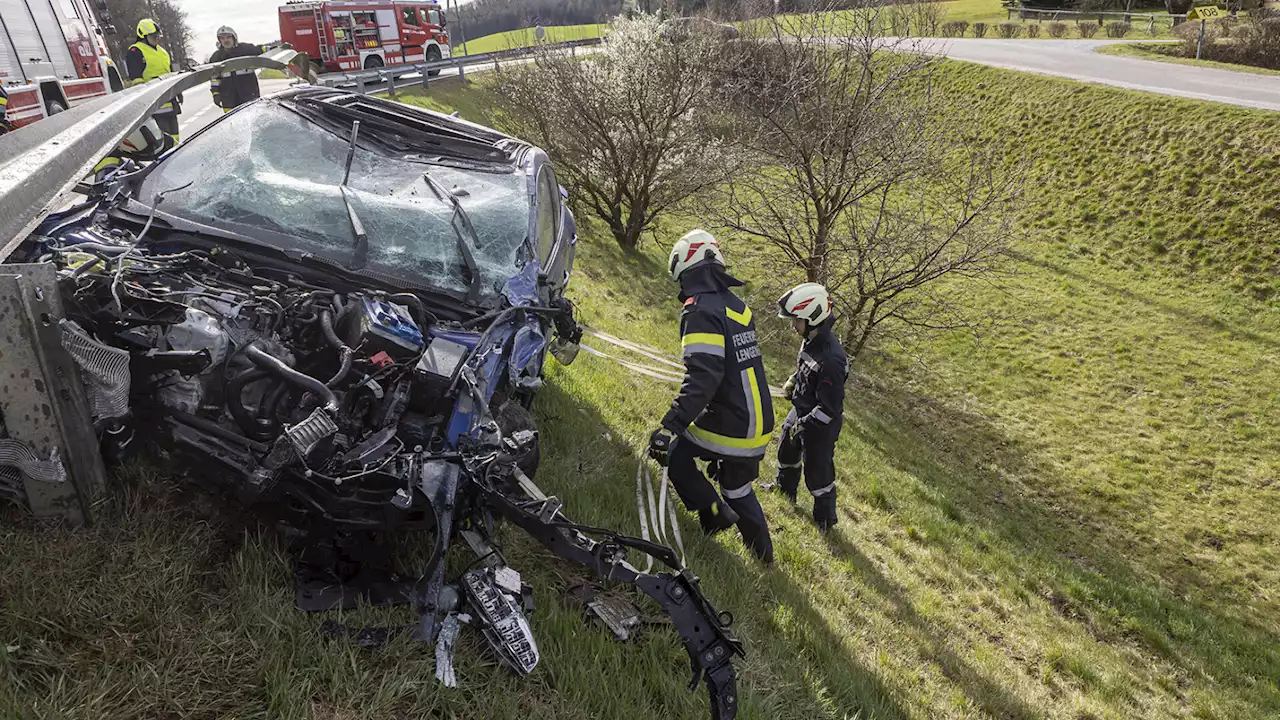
left=278, top=1, right=451, bottom=75
left=0, top=0, right=123, bottom=130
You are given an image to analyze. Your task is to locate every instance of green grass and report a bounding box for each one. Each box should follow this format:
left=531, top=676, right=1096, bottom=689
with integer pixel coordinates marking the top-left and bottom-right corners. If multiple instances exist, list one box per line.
left=747, top=0, right=1178, bottom=38
left=3, top=60, right=1280, bottom=720
left=453, top=24, right=609, bottom=56
left=1097, top=41, right=1280, bottom=76
left=258, top=68, right=290, bottom=80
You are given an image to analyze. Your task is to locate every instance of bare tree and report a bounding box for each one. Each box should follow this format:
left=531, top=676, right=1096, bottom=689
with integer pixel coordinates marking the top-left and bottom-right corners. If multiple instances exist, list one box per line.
left=702, top=6, right=1023, bottom=357
left=102, top=0, right=193, bottom=67
left=490, top=14, right=733, bottom=250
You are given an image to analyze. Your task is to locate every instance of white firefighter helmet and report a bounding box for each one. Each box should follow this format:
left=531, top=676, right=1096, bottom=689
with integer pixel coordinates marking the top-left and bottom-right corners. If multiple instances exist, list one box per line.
left=119, top=119, right=164, bottom=157
left=668, top=229, right=725, bottom=281
left=217, top=25, right=238, bottom=43
left=777, top=282, right=832, bottom=327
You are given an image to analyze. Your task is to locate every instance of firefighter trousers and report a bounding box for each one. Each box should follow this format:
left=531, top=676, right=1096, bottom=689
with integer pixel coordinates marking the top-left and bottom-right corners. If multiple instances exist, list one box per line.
left=777, top=409, right=841, bottom=528
left=668, top=438, right=772, bottom=559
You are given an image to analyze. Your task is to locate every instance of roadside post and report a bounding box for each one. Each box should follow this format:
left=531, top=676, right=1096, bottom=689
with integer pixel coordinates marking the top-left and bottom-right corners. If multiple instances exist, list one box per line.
left=1186, top=6, right=1222, bottom=60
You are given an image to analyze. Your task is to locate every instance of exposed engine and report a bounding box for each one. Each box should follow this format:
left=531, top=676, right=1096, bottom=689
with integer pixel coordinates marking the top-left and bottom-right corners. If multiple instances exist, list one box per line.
left=10, top=212, right=744, bottom=720
left=45, top=218, right=491, bottom=533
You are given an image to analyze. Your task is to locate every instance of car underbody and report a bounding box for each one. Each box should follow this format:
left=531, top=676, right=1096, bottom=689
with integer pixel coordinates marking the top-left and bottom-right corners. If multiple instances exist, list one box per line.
left=0, top=52, right=743, bottom=719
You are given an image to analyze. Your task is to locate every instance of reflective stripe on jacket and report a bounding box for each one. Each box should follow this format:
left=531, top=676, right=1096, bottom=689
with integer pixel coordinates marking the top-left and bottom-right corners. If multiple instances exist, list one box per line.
left=792, top=321, right=847, bottom=428
left=662, top=288, right=774, bottom=458
left=209, top=43, right=266, bottom=108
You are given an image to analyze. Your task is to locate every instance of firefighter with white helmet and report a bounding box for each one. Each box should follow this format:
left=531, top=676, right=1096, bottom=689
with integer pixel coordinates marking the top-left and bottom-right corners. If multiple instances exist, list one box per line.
left=775, top=282, right=848, bottom=532
left=209, top=26, right=270, bottom=112
left=91, top=118, right=173, bottom=181
left=648, top=230, right=775, bottom=563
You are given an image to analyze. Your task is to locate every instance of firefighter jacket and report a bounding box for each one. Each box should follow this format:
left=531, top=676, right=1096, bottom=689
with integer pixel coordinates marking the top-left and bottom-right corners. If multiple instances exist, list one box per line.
left=792, top=319, right=848, bottom=429
left=209, top=43, right=266, bottom=109
left=661, top=265, right=774, bottom=459
left=0, top=85, right=10, bottom=132
left=126, top=41, right=180, bottom=115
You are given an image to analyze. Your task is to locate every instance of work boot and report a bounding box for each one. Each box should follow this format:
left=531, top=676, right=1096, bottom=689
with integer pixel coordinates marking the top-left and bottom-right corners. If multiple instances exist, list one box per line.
left=698, top=499, right=739, bottom=536
left=774, top=481, right=797, bottom=504
left=725, top=492, right=774, bottom=564
left=813, top=494, right=838, bottom=534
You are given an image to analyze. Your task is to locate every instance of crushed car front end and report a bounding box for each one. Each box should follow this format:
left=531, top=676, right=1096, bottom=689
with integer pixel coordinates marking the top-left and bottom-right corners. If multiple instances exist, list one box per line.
left=0, top=63, right=744, bottom=720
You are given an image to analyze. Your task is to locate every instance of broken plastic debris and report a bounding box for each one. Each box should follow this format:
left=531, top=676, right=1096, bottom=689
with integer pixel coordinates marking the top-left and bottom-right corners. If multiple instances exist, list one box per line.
left=435, top=613, right=461, bottom=688
left=494, top=566, right=522, bottom=595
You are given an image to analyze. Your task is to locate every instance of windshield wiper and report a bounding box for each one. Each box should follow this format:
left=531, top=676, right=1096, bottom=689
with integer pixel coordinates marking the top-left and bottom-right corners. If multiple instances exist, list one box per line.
left=341, top=120, right=370, bottom=270
left=422, top=169, right=482, bottom=305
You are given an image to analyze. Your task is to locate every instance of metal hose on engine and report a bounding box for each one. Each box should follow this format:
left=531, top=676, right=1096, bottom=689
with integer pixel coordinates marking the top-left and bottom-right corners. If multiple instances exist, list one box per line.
left=245, top=343, right=340, bottom=412
left=227, top=368, right=279, bottom=442
left=320, top=309, right=354, bottom=388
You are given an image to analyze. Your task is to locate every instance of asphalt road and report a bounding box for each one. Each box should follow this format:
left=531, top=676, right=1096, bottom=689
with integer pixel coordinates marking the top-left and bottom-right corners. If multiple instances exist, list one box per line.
left=177, top=78, right=298, bottom=138
left=901, top=38, right=1280, bottom=111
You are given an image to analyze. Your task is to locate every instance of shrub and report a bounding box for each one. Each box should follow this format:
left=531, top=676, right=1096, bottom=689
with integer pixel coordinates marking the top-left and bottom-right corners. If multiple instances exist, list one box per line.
left=942, top=20, right=970, bottom=37
left=1026, top=23, right=1042, bottom=38
left=998, top=22, right=1023, bottom=38
left=1105, top=21, right=1131, bottom=38
left=1078, top=21, right=1100, bottom=38
left=1170, top=11, right=1280, bottom=69
left=1047, top=21, right=1069, bottom=38
left=972, top=21, right=989, bottom=37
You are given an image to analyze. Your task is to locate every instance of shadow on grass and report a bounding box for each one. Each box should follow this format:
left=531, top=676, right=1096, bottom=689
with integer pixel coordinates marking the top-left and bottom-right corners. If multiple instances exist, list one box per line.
left=532, top=379, right=909, bottom=719
left=823, top=530, right=1043, bottom=720
left=848, top=363, right=1280, bottom=715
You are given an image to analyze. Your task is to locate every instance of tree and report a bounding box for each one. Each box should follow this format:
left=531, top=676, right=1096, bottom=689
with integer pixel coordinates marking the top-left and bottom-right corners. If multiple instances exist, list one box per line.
left=491, top=15, right=734, bottom=249
left=101, top=0, right=193, bottom=69
left=699, top=5, right=1023, bottom=357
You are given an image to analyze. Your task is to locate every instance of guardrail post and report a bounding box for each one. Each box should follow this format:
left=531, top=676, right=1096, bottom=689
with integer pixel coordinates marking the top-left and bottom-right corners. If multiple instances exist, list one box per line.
left=458, top=62, right=467, bottom=86
left=422, top=69, right=430, bottom=90
left=356, top=77, right=366, bottom=95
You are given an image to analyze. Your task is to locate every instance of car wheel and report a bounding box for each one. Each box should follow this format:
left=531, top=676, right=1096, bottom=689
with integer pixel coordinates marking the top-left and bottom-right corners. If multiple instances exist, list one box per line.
left=363, top=55, right=384, bottom=70
left=426, top=46, right=442, bottom=77
left=46, top=99, right=67, bottom=115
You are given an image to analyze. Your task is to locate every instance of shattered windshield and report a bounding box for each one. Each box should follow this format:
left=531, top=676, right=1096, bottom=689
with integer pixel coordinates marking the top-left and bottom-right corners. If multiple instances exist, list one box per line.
left=137, top=102, right=530, bottom=302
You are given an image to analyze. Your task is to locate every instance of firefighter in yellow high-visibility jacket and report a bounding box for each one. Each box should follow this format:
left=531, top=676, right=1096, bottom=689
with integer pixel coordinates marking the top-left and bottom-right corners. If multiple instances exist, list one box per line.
left=0, top=85, right=11, bottom=135
left=94, top=18, right=181, bottom=179
left=125, top=19, right=182, bottom=144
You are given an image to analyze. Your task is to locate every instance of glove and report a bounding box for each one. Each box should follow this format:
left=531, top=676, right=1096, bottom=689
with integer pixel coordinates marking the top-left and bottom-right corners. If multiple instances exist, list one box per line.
left=780, top=412, right=803, bottom=441
left=783, top=373, right=797, bottom=401
left=648, top=427, right=675, bottom=467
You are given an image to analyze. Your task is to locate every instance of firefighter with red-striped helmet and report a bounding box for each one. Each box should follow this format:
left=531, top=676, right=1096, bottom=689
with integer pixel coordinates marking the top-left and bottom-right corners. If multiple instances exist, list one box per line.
left=775, top=282, right=848, bottom=532
left=648, top=229, right=775, bottom=563
left=210, top=26, right=268, bottom=112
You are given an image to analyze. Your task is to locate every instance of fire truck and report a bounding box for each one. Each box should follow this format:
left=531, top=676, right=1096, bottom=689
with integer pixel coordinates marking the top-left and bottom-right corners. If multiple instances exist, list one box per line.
left=0, top=0, right=123, bottom=130
left=278, top=1, right=451, bottom=75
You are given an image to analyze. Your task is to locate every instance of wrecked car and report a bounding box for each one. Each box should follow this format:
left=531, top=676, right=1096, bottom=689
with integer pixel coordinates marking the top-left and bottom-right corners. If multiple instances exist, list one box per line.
left=0, top=54, right=743, bottom=719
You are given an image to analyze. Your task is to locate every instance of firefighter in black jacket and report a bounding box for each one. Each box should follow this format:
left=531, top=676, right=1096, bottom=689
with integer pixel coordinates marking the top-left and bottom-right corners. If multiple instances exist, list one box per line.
left=775, top=283, right=848, bottom=532
left=649, top=230, right=775, bottom=563
left=210, top=27, right=267, bottom=112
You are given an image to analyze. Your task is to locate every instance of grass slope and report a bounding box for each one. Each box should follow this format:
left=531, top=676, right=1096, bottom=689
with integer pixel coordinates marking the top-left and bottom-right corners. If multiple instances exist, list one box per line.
left=453, top=24, right=609, bottom=56
left=3, top=63, right=1279, bottom=720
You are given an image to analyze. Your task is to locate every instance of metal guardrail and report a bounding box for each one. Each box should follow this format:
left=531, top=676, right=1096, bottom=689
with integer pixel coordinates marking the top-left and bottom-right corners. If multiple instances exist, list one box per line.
left=1005, top=6, right=1195, bottom=24
left=315, top=37, right=605, bottom=95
